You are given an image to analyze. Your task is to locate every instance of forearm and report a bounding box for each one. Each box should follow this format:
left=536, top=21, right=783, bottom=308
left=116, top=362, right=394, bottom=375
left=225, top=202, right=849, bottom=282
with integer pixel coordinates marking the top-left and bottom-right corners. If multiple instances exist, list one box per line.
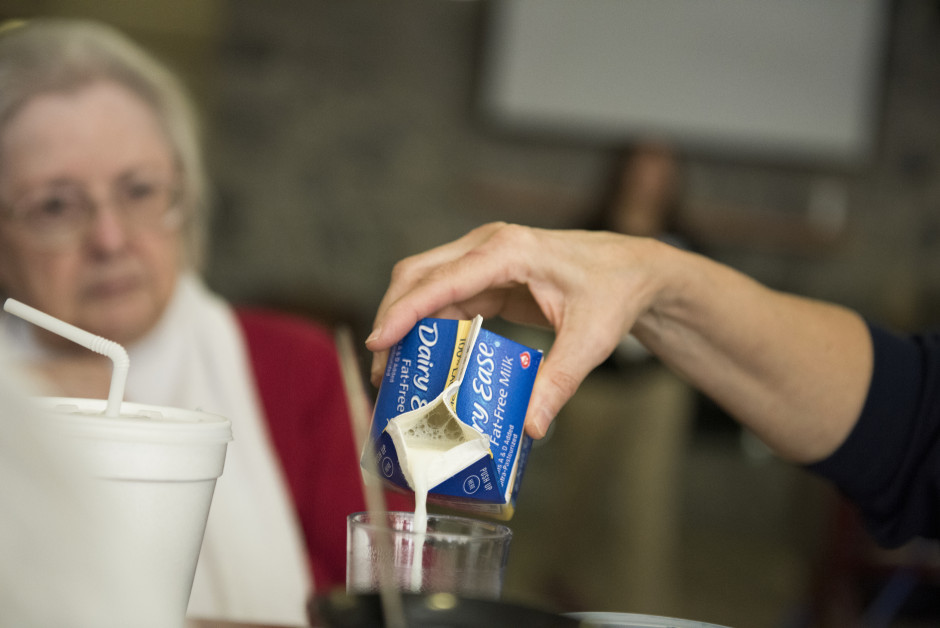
left=367, top=223, right=875, bottom=455
left=633, top=246, right=873, bottom=463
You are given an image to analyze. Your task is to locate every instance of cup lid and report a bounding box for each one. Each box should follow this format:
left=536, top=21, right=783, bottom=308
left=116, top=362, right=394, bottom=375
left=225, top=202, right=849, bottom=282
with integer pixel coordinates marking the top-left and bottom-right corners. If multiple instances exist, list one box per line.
left=34, top=397, right=232, bottom=445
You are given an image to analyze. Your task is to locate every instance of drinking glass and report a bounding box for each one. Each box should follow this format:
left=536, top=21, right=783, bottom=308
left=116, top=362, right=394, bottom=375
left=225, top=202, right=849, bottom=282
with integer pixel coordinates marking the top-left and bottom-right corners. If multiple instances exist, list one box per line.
left=347, top=511, right=512, bottom=600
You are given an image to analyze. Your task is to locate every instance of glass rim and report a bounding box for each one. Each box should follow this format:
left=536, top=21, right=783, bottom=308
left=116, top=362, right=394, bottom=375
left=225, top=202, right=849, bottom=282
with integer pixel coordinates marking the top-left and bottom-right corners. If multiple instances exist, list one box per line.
left=348, top=511, right=512, bottom=542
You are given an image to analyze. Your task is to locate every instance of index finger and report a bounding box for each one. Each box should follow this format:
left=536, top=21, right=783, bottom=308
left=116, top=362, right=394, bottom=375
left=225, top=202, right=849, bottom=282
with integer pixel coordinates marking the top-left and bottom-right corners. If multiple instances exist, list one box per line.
left=367, top=223, right=527, bottom=351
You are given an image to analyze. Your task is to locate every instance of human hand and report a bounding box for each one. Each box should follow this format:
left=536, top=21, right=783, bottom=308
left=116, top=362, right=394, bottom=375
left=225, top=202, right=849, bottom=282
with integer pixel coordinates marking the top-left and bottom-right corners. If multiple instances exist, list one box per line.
left=366, top=222, right=663, bottom=438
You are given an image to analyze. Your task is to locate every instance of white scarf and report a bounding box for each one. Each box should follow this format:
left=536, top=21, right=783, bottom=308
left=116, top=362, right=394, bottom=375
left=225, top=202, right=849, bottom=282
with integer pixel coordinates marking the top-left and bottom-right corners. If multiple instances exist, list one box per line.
left=0, top=274, right=312, bottom=626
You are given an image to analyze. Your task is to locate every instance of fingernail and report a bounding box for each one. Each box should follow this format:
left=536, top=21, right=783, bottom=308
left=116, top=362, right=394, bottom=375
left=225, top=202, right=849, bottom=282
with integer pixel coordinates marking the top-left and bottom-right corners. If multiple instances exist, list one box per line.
left=365, top=328, right=381, bottom=345
left=526, top=407, right=550, bottom=439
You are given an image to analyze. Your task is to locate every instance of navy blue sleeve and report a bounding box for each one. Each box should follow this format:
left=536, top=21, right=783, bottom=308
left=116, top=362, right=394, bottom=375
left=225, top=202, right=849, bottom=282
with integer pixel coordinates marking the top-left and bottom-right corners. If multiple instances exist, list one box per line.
left=806, top=322, right=940, bottom=547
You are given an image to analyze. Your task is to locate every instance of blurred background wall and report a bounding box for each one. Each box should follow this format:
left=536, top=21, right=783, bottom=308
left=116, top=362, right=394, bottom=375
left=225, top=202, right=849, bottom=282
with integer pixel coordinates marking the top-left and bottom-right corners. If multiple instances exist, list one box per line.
left=5, top=0, right=937, bottom=332
left=3, top=1, right=939, bottom=626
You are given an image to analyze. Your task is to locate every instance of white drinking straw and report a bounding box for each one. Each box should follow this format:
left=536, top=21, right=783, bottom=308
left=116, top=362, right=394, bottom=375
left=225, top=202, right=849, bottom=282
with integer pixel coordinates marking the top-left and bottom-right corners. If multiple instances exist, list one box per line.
left=3, top=298, right=129, bottom=418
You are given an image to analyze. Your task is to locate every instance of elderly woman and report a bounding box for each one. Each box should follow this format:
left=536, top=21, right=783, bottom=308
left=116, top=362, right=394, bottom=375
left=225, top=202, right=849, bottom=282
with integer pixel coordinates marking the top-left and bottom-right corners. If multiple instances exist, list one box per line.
left=0, top=19, right=406, bottom=625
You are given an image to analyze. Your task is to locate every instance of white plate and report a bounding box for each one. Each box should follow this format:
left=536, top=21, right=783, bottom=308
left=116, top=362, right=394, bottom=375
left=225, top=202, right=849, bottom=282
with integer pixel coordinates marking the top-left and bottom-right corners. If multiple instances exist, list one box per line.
left=566, top=612, right=731, bottom=628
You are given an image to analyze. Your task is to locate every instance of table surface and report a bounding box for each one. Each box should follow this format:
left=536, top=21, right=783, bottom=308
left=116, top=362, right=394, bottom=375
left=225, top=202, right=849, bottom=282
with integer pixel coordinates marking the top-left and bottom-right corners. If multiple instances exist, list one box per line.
left=188, top=620, right=308, bottom=628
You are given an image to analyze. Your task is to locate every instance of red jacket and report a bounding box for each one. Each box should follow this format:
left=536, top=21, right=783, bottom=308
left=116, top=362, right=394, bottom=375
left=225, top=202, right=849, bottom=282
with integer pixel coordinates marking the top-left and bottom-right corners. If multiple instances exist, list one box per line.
left=236, top=309, right=413, bottom=594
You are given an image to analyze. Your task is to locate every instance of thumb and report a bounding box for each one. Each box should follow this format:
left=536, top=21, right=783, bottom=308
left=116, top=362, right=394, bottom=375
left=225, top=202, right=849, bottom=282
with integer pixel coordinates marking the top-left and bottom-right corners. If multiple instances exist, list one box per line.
left=524, top=327, right=607, bottom=438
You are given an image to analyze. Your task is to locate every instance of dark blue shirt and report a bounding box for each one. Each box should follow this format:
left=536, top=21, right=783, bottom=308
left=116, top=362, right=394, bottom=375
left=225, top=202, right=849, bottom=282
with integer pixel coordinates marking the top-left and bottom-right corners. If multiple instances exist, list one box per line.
left=807, top=323, right=940, bottom=547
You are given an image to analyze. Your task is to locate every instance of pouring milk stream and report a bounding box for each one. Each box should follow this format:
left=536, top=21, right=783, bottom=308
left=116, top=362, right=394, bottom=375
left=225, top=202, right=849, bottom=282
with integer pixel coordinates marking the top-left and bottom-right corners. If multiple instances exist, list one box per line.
left=384, top=317, right=489, bottom=590
left=387, top=388, right=490, bottom=590
left=366, top=315, right=542, bottom=592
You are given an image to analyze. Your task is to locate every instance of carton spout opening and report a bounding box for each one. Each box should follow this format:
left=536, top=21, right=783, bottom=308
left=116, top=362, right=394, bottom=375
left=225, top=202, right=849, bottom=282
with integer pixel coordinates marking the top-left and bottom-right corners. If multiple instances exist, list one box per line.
left=386, top=394, right=490, bottom=492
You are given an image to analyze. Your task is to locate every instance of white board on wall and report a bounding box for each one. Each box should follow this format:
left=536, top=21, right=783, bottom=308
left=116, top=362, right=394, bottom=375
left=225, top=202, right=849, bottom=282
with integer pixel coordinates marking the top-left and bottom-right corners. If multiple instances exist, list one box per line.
left=480, top=0, right=889, bottom=166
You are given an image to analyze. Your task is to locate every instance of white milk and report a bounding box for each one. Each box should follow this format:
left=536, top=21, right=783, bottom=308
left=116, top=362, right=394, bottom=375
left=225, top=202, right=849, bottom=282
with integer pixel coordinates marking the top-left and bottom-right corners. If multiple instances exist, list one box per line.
left=367, top=315, right=541, bottom=520
left=387, top=398, right=490, bottom=591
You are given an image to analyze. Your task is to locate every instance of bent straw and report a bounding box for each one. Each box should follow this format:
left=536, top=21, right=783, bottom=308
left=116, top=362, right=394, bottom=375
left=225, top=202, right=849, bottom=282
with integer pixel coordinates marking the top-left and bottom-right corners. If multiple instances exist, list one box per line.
left=3, top=298, right=129, bottom=418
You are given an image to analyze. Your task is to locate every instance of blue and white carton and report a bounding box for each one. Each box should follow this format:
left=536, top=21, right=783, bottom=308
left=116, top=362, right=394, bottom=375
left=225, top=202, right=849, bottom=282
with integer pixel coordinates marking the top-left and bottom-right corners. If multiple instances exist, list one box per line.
left=364, top=316, right=542, bottom=520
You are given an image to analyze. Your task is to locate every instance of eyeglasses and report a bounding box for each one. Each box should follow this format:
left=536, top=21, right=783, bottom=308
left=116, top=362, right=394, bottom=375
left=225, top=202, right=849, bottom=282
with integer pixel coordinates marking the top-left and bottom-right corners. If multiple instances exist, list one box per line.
left=0, top=174, right=183, bottom=250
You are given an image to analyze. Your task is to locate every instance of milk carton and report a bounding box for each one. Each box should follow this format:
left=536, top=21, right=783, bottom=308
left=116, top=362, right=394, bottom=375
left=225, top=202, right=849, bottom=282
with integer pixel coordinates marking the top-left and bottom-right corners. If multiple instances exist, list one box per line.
left=364, top=316, right=542, bottom=520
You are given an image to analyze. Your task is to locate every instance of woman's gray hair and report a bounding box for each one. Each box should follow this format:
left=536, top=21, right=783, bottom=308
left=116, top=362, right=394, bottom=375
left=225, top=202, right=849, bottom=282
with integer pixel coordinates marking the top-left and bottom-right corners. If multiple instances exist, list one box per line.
left=0, top=18, right=209, bottom=269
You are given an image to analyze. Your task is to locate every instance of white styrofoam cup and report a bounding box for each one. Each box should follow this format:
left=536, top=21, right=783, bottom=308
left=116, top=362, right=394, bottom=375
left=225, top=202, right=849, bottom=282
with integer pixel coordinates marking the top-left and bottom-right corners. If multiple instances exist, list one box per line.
left=35, top=397, right=232, bottom=628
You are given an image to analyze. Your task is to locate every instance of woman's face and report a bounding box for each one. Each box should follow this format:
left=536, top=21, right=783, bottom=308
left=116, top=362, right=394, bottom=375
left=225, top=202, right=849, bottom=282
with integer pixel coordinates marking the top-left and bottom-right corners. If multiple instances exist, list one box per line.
left=0, top=81, right=183, bottom=347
